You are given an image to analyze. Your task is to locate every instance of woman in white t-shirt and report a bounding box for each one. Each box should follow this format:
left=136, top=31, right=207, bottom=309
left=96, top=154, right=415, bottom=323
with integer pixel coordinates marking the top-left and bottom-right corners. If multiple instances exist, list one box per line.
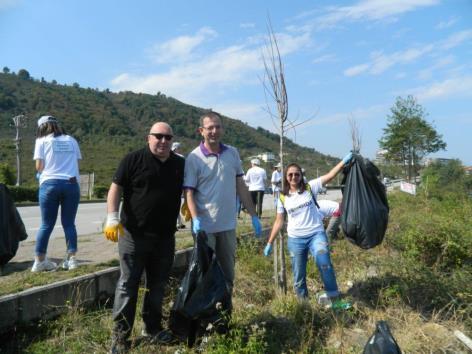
left=31, top=115, right=82, bottom=272
left=263, top=154, right=351, bottom=309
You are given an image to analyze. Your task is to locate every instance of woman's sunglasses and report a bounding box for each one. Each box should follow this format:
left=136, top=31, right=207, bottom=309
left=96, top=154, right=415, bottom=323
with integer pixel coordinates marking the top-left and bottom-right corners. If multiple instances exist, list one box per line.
left=287, top=172, right=301, bottom=178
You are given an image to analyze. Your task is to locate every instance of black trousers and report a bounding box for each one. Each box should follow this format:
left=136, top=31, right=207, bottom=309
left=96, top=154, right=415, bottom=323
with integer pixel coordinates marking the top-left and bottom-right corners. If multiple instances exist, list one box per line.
left=250, top=190, right=264, bottom=218
left=112, top=229, right=175, bottom=339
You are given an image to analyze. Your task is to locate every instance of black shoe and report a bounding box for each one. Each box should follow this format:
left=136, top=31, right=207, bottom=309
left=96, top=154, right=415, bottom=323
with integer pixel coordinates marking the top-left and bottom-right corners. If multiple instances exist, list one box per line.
left=154, top=329, right=179, bottom=345
left=110, top=338, right=130, bottom=354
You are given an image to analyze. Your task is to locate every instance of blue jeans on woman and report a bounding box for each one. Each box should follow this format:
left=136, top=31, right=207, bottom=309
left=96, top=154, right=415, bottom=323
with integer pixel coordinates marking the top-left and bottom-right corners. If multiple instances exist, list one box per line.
left=287, top=231, right=339, bottom=298
left=35, top=179, right=80, bottom=256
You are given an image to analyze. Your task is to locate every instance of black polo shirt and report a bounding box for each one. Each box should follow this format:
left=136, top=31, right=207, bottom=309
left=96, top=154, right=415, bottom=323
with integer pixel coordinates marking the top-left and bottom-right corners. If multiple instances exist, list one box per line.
left=112, top=147, right=185, bottom=236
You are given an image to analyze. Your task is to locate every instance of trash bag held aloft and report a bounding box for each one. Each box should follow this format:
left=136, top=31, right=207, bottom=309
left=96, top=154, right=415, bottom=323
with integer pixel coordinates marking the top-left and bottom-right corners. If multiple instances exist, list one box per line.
left=341, top=153, right=389, bottom=249
left=169, top=231, right=231, bottom=340
left=0, top=184, right=28, bottom=266
left=363, top=320, right=402, bottom=354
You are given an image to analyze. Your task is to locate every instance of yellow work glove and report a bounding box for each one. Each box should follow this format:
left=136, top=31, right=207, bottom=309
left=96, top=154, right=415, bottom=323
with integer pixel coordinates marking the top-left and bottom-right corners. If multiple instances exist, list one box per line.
left=104, top=212, right=124, bottom=242
left=181, top=200, right=192, bottom=222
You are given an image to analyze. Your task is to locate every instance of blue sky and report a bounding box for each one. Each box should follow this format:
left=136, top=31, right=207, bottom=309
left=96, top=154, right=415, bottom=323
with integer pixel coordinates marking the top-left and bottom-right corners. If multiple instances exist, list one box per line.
left=1, top=0, right=471, bottom=165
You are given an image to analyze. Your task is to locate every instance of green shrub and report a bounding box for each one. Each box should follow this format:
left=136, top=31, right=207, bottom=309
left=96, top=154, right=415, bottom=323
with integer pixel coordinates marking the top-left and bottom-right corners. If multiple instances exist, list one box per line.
left=0, top=163, right=15, bottom=185
left=387, top=192, right=472, bottom=269
left=93, top=184, right=109, bottom=199
left=8, top=185, right=38, bottom=202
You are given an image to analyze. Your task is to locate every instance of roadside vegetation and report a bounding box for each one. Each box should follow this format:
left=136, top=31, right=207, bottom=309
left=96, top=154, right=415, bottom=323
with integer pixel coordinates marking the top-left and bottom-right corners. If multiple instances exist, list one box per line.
left=2, top=183, right=471, bottom=353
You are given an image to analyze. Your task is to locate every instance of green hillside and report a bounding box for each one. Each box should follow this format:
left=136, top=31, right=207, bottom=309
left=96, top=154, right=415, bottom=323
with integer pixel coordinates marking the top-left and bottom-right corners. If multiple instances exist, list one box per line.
left=0, top=70, right=339, bottom=185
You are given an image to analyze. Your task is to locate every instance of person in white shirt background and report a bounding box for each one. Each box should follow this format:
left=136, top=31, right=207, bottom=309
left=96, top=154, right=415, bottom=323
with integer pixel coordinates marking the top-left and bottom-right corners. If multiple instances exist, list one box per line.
left=32, top=115, right=82, bottom=272
left=271, top=163, right=282, bottom=206
left=244, top=158, right=267, bottom=218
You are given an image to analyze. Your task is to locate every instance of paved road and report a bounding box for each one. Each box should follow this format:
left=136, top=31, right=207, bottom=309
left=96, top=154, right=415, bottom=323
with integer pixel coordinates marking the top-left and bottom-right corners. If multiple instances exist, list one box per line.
left=16, top=189, right=342, bottom=242
left=17, top=202, right=107, bottom=242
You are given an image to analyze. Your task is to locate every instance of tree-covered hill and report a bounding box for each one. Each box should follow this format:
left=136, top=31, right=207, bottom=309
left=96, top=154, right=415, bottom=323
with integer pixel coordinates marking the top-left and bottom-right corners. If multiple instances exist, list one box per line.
left=0, top=70, right=339, bottom=185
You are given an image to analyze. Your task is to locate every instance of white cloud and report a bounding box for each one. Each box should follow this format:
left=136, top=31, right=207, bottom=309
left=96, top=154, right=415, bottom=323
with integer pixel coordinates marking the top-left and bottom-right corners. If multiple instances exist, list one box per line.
left=439, top=29, right=472, bottom=50
left=410, top=76, right=472, bottom=101
left=312, top=54, right=336, bottom=64
left=370, top=45, right=434, bottom=74
left=314, top=0, right=439, bottom=28
left=344, top=63, right=370, bottom=76
left=300, top=104, right=387, bottom=127
left=344, top=28, right=472, bottom=77
left=211, top=102, right=267, bottom=128
left=147, top=27, right=217, bottom=64
left=436, top=17, right=459, bottom=30
left=240, top=23, right=255, bottom=29
left=111, top=30, right=310, bottom=104
left=0, top=0, right=19, bottom=10
left=417, top=55, right=455, bottom=80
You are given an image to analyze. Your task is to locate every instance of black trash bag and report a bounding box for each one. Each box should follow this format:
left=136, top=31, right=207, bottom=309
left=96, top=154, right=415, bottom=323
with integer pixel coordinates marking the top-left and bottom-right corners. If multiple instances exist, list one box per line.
left=169, top=231, right=231, bottom=343
left=363, top=321, right=402, bottom=354
left=0, top=184, right=28, bottom=266
left=341, top=153, right=389, bottom=249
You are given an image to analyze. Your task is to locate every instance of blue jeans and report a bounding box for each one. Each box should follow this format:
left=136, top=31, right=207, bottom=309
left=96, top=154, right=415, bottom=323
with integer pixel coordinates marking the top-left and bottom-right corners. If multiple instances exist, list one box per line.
left=287, top=231, right=339, bottom=298
left=35, top=179, right=80, bottom=256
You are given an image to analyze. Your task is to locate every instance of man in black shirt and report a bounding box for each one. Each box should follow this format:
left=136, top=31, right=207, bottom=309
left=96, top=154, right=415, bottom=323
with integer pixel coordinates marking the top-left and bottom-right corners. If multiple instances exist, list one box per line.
left=104, top=122, right=185, bottom=352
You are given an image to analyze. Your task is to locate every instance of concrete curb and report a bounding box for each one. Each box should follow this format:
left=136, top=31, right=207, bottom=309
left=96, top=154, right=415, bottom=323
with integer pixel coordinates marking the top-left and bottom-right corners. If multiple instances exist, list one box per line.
left=0, top=247, right=193, bottom=333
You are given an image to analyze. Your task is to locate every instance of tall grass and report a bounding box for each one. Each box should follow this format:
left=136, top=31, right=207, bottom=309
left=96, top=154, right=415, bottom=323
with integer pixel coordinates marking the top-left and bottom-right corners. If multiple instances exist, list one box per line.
left=1, top=194, right=471, bottom=353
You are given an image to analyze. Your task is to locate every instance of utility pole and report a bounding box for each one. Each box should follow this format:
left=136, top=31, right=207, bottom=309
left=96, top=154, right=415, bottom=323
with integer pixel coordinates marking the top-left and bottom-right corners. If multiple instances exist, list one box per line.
left=12, top=114, right=27, bottom=186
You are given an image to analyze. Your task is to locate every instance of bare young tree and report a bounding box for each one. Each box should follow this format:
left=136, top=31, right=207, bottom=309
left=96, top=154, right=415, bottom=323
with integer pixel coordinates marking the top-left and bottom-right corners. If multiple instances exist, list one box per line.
left=261, top=19, right=288, bottom=293
left=261, top=17, right=316, bottom=294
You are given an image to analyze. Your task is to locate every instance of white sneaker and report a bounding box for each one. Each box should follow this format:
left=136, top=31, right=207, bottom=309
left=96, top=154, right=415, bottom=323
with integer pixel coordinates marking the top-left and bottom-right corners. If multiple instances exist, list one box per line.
left=68, top=256, right=78, bottom=270
left=31, top=258, right=57, bottom=272
left=316, top=292, right=332, bottom=308
left=63, top=256, right=78, bottom=270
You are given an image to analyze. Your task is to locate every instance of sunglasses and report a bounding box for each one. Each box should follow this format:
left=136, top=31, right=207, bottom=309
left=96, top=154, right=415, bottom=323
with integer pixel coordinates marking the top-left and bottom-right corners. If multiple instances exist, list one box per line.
left=288, top=172, right=301, bottom=178
left=149, top=133, right=173, bottom=141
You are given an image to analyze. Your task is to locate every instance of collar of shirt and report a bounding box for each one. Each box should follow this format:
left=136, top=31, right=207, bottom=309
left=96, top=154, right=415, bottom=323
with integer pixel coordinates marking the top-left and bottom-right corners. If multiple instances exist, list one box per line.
left=199, top=141, right=228, bottom=157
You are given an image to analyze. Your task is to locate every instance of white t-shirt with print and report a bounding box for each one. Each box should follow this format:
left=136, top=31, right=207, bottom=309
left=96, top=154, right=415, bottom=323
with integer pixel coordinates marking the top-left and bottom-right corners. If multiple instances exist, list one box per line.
left=34, top=134, right=82, bottom=185
left=276, top=178, right=325, bottom=238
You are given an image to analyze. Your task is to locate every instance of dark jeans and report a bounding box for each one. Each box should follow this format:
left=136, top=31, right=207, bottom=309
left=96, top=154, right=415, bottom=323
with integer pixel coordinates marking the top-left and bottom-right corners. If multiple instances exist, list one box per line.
left=35, top=179, right=80, bottom=255
left=250, top=190, right=264, bottom=218
left=112, top=229, right=175, bottom=339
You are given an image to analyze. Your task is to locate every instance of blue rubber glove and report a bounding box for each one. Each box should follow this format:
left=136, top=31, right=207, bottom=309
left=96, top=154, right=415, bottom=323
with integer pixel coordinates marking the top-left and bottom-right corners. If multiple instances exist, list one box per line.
left=251, top=215, right=262, bottom=237
left=263, top=243, right=273, bottom=257
left=35, top=172, right=41, bottom=181
left=342, top=152, right=353, bottom=165
left=192, top=217, right=201, bottom=235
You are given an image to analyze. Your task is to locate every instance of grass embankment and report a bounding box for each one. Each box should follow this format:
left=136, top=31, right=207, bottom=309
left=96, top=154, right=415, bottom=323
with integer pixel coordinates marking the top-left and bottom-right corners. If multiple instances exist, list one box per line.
left=2, top=193, right=471, bottom=353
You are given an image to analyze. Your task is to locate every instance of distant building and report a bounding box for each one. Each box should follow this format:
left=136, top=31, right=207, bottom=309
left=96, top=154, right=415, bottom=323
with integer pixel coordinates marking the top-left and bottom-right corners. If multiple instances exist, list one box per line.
left=248, top=152, right=276, bottom=163
left=464, top=166, right=472, bottom=176
left=424, top=157, right=454, bottom=166
left=374, top=149, right=389, bottom=165
left=259, top=152, right=275, bottom=162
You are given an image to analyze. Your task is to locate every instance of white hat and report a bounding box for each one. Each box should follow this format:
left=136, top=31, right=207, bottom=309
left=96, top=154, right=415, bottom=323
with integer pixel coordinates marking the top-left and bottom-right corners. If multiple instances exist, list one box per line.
left=274, top=163, right=281, bottom=168
left=251, top=158, right=260, bottom=165
left=37, top=115, right=57, bottom=127
left=172, top=142, right=181, bottom=151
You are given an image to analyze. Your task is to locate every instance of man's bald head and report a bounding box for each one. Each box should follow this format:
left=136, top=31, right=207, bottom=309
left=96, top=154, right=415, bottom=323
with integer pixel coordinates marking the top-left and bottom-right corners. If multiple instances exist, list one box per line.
left=147, top=122, right=174, bottom=161
left=149, top=122, right=173, bottom=135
